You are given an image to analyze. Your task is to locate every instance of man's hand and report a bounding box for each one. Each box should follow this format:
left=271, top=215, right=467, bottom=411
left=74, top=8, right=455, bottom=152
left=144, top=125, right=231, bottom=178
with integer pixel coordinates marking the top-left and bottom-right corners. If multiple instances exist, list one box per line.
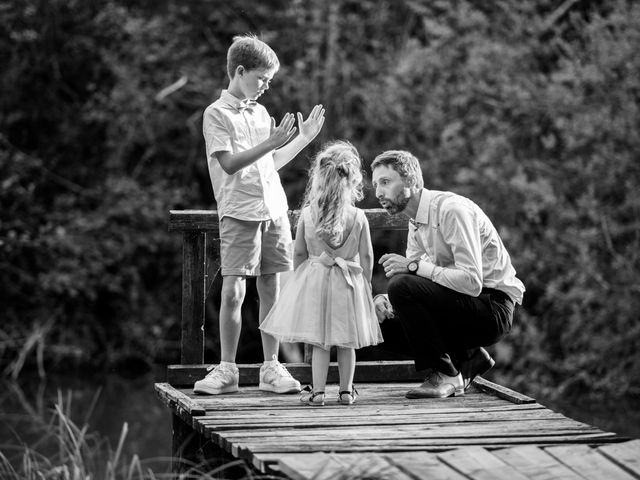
left=373, top=294, right=394, bottom=323
left=379, top=253, right=412, bottom=278
left=269, top=113, right=297, bottom=149
left=297, top=104, right=325, bottom=142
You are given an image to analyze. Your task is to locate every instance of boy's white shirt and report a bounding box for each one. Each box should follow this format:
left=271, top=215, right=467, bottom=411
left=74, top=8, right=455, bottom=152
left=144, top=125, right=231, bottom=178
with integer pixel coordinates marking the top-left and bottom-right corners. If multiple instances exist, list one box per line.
left=203, top=90, right=288, bottom=221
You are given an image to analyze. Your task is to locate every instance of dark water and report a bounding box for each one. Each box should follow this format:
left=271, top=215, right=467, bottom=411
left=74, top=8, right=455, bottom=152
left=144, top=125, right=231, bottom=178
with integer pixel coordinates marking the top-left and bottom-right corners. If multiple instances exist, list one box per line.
left=1, top=368, right=639, bottom=466
left=0, top=367, right=172, bottom=462
left=541, top=395, right=640, bottom=439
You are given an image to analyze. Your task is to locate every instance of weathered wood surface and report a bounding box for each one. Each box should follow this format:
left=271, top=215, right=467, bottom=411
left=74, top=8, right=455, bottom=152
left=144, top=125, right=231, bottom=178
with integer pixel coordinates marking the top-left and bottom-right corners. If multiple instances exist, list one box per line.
left=545, top=444, right=639, bottom=480
left=164, top=209, right=639, bottom=479
left=180, top=231, right=205, bottom=364
left=154, top=375, right=629, bottom=477
left=275, top=444, right=640, bottom=480
left=598, top=439, right=640, bottom=478
left=165, top=360, right=533, bottom=405
left=168, top=208, right=410, bottom=233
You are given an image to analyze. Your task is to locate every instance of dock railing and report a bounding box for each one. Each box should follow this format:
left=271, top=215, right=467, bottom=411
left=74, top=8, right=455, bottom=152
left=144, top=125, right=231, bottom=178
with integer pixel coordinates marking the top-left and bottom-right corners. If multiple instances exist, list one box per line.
left=168, top=208, right=409, bottom=366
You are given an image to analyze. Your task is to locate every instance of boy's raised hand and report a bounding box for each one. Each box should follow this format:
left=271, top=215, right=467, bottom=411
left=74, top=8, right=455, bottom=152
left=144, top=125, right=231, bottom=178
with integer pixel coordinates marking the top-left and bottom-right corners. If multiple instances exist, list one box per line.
left=297, top=104, right=325, bottom=142
left=269, top=113, right=297, bottom=149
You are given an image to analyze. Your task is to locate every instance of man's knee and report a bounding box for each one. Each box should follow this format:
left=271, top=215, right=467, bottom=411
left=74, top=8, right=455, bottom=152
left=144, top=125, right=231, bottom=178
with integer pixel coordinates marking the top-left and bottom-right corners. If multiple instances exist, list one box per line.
left=387, top=274, right=412, bottom=303
left=388, top=274, right=433, bottom=305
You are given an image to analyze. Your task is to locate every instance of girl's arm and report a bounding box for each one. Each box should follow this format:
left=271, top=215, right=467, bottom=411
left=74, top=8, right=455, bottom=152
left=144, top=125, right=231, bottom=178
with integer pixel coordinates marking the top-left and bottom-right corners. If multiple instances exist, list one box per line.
left=293, top=216, right=308, bottom=270
left=358, top=215, right=374, bottom=282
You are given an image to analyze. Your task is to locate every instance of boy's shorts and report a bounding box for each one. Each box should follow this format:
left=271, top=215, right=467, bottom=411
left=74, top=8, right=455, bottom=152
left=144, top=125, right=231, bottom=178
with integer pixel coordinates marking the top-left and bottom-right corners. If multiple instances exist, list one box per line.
left=219, top=215, right=293, bottom=277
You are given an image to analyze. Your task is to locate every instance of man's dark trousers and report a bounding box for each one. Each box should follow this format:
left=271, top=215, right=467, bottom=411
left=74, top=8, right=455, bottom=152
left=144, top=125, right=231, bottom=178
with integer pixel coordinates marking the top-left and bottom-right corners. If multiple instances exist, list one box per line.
left=380, top=274, right=514, bottom=376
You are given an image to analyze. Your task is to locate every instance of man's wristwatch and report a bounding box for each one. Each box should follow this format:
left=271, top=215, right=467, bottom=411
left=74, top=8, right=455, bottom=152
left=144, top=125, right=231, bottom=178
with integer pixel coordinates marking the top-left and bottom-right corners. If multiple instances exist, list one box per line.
left=407, top=260, right=419, bottom=274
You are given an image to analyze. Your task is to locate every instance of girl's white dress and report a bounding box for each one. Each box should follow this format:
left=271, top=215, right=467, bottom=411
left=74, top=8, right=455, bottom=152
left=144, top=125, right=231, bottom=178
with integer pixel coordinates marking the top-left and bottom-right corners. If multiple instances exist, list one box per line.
left=260, top=207, right=383, bottom=350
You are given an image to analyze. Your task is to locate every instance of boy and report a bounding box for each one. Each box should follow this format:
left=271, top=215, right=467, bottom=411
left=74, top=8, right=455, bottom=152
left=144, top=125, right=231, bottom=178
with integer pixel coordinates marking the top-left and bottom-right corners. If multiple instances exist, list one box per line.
left=193, top=34, right=325, bottom=395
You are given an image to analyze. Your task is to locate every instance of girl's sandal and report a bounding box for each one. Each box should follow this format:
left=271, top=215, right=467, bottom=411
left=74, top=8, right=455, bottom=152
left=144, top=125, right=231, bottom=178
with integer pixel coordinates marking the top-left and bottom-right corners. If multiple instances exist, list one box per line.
left=300, top=385, right=325, bottom=406
left=338, top=386, right=359, bottom=405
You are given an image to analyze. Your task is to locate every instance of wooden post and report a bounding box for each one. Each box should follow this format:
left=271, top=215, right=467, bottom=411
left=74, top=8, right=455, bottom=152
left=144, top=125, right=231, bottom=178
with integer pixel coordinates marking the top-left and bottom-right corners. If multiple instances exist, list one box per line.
left=171, top=414, right=200, bottom=474
left=205, top=232, right=221, bottom=299
left=181, top=231, right=206, bottom=364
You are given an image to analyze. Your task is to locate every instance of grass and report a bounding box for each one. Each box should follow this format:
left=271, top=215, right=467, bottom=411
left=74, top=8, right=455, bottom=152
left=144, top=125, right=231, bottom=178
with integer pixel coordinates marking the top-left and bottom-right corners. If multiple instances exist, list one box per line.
left=0, top=389, right=283, bottom=480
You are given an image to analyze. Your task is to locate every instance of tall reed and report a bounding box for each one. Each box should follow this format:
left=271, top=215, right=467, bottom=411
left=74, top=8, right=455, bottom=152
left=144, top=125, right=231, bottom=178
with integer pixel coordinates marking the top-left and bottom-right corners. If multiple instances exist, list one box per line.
left=0, top=390, right=281, bottom=480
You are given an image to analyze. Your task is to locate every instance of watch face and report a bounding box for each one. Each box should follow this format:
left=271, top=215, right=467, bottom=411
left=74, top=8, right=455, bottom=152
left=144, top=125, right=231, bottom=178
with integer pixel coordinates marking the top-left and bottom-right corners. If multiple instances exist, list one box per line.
left=408, top=261, right=418, bottom=272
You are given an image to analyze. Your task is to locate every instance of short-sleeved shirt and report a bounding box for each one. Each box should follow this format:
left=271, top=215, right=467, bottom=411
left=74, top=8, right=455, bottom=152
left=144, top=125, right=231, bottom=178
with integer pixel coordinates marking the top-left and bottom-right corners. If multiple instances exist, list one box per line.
left=203, top=89, right=288, bottom=221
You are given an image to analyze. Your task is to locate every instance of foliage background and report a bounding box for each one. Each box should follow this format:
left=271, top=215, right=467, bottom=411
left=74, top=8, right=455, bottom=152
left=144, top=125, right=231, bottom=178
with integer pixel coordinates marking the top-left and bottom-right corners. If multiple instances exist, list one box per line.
left=2, top=0, right=640, bottom=409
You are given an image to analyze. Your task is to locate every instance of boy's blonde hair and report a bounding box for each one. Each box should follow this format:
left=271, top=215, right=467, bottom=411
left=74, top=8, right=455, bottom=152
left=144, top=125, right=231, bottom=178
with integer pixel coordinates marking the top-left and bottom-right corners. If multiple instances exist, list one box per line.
left=303, top=141, right=364, bottom=247
left=371, top=150, right=424, bottom=189
left=227, top=34, right=280, bottom=79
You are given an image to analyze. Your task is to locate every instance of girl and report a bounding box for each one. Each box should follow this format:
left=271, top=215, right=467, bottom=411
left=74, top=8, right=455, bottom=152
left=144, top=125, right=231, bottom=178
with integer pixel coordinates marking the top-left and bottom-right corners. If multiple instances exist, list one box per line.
left=260, top=140, right=383, bottom=405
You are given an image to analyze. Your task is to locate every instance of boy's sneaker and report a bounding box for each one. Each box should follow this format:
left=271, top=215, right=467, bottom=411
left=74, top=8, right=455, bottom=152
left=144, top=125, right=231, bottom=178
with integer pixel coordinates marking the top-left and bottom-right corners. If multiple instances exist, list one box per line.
left=193, top=363, right=239, bottom=395
left=259, top=355, right=302, bottom=393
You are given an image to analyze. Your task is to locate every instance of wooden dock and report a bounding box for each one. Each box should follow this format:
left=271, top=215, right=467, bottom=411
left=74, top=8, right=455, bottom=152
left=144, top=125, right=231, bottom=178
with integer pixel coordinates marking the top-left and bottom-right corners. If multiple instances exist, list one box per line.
left=158, top=210, right=640, bottom=478
left=155, top=361, right=639, bottom=479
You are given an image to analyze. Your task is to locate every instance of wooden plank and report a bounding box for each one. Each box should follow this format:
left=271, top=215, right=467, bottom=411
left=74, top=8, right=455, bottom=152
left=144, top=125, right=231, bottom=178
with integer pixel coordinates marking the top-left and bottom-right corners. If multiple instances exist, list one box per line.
left=473, top=376, right=536, bottom=404
left=382, top=451, right=469, bottom=480
left=212, top=422, right=608, bottom=446
left=277, top=452, right=413, bottom=480
left=198, top=409, right=567, bottom=432
left=197, top=406, right=548, bottom=423
left=332, top=453, right=415, bottom=480
left=276, top=452, right=343, bottom=480
left=205, top=420, right=608, bottom=451
left=212, top=415, right=604, bottom=435
left=167, top=360, right=425, bottom=386
left=189, top=383, right=495, bottom=401
left=195, top=400, right=546, bottom=417
left=232, top=435, right=621, bottom=456
left=493, top=445, right=584, bottom=479
left=169, top=208, right=409, bottom=233
left=175, top=382, right=515, bottom=407
left=437, top=446, right=531, bottom=480
left=154, top=382, right=206, bottom=416
left=196, top=403, right=549, bottom=422
left=206, top=422, right=601, bottom=441
left=180, top=231, right=205, bottom=364
left=169, top=210, right=221, bottom=233
left=598, top=440, right=640, bottom=478
left=193, top=403, right=550, bottom=435
left=191, top=397, right=517, bottom=414
left=191, top=396, right=544, bottom=418
left=227, top=431, right=619, bottom=458
left=546, top=444, right=637, bottom=480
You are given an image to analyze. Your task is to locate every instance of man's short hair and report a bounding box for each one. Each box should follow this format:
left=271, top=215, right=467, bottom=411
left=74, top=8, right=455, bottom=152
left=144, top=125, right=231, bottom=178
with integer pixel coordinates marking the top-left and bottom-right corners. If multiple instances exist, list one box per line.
left=227, top=34, right=280, bottom=79
left=371, top=150, right=424, bottom=189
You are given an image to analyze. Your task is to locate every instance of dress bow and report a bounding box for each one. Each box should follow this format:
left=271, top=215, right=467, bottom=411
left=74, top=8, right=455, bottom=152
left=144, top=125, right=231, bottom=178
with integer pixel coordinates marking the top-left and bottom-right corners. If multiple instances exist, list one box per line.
left=311, top=252, right=363, bottom=289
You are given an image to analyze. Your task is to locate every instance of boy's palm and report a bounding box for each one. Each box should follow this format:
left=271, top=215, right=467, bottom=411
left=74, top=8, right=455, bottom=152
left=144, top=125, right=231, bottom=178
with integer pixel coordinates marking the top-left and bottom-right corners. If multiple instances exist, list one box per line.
left=270, top=113, right=297, bottom=149
left=298, top=104, right=325, bottom=141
